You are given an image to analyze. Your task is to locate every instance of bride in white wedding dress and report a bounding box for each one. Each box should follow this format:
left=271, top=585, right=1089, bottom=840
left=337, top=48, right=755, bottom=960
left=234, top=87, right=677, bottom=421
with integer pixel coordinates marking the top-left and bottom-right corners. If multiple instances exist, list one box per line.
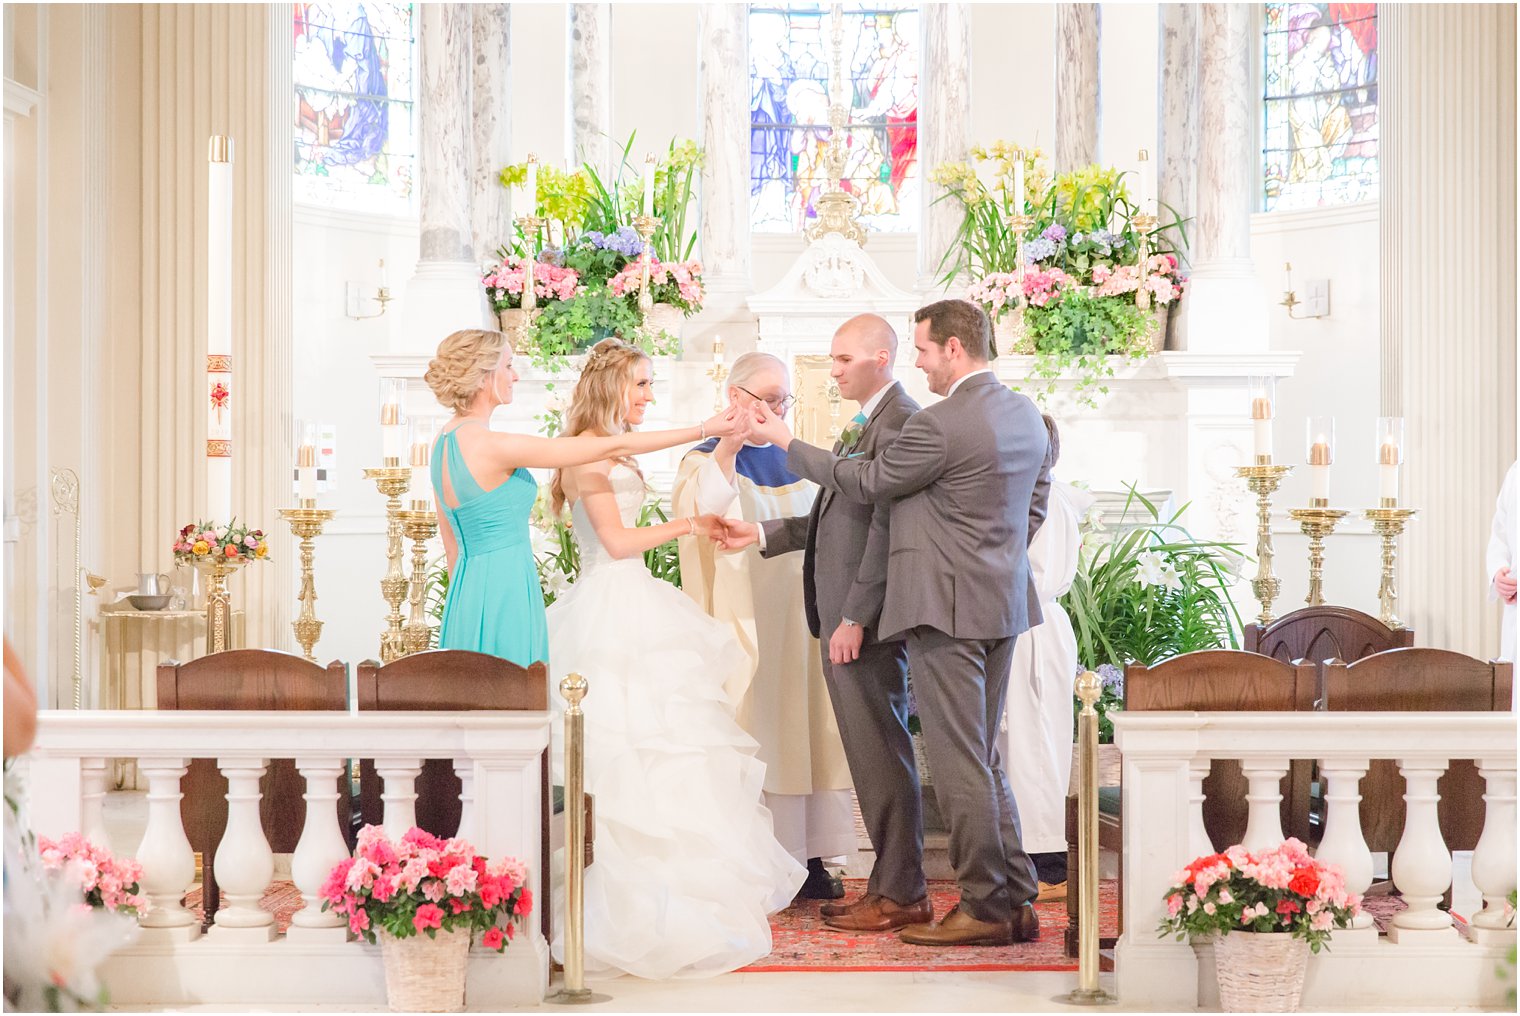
left=546, top=339, right=805, bottom=979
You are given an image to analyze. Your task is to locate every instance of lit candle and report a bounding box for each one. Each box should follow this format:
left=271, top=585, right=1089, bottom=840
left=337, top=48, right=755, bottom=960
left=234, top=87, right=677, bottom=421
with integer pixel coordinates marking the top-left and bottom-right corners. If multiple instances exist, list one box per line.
left=1249, top=375, right=1276, bottom=462
left=297, top=444, right=317, bottom=505
left=525, top=153, right=538, bottom=212
left=1011, top=148, right=1025, bottom=212
left=379, top=378, right=405, bottom=465
left=408, top=417, right=438, bottom=511
left=1137, top=147, right=1155, bottom=214
left=713, top=336, right=724, bottom=367
left=1306, top=417, right=1333, bottom=505
left=643, top=156, right=656, bottom=217
left=1376, top=416, right=1404, bottom=504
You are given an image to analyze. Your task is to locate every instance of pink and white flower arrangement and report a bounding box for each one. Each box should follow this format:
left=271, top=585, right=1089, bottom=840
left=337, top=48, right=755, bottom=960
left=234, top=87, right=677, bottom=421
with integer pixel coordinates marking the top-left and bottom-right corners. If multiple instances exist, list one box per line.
left=483, top=256, right=582, bottom=311
left=1157, top=838, right=1361, bottom=953
left=1021, top=266, right=1081, bottom=308
left=608, top=257, right=706, bottom=312
left=320, top=825, right=533, bottom=949
left=36, top=833, right=147, bottom=916
left=965, top=272, right=1024, bottom=319
left=1092, top=254, right=1186, bottom=304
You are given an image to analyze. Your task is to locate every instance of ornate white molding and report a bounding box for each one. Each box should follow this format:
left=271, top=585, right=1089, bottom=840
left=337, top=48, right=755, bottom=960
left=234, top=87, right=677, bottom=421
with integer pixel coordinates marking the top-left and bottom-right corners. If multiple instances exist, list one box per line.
left=1252, top=201, right=1377, bottom=236
left=3, top=78, right=41, bottom=120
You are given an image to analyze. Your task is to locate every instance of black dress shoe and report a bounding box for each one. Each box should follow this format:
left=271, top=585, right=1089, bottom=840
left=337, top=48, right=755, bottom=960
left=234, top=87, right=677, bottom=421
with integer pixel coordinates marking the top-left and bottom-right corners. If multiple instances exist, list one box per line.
left=1010, top=901, right=1040, bottom=943
left=794, top=856, right=846, bottom=900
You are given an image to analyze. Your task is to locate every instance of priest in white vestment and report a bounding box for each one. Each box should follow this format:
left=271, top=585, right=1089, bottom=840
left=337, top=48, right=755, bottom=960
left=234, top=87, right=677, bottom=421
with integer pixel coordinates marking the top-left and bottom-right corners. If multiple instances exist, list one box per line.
left=1487, top=459, right=1516, bottom=705
left=673, top=352, right=856, bottom=897
left=999, top=417, right=1093, bottom=900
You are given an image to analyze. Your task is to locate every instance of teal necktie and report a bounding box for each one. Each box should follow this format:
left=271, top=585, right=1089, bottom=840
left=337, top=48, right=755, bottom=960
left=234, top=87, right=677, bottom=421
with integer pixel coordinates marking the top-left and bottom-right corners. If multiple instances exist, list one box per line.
left=852, top=411, right=869, bottom=427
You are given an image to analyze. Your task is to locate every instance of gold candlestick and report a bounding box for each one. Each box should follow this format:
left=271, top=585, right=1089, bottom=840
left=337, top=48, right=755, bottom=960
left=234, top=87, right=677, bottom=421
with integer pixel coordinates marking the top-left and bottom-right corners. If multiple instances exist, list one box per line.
left=1365, top=506, right=1418, bottom=629
left=363, top=466, right=411, bottom=662
left=278, top=505, right=337, bottom=662
left=632, top=214, right=661, bottom=315
left=1133, top=211, right=1158, bottom=311
left=515, top=214, right=545, bottom=313
left=707, top=339, right=730, bottom=412
left=1235, top=463, right=1293, bottom=625
left=397, top=508, right=440, bottom=655
left=195, top=556, right=249, bottom=655
left=1287, top=506, right=1348, bottom=607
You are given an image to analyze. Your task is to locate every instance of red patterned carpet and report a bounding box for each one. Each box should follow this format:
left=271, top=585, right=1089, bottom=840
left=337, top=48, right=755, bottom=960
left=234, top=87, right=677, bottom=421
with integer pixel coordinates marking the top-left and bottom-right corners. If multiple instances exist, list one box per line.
left=743, top=878, right=1118, bottom=973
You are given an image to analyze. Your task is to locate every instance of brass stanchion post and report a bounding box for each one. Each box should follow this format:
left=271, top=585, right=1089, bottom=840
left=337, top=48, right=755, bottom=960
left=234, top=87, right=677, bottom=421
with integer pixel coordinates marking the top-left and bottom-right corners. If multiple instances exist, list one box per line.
left=548, top=673, right=610, bottom=1005
left=1060, top=670, right=1117, bottom=1006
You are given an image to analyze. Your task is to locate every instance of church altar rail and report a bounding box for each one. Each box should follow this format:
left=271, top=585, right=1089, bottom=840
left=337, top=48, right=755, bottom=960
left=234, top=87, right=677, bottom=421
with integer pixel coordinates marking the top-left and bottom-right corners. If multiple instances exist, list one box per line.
left=1112, top=711, right=1516, bottom=1010
left=25, top=710, right=551, bottom=1007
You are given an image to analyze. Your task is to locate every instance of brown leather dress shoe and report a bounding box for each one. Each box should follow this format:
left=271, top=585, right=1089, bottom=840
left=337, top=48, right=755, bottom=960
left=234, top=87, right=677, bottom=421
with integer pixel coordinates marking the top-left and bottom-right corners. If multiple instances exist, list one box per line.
left=820, top=892, right=879, bottom=920
left=824, top=895, right=933, bottom=933
left=1010, top=902, right=1041, bottom=943
left=898, top=904, right=1014, bottom=947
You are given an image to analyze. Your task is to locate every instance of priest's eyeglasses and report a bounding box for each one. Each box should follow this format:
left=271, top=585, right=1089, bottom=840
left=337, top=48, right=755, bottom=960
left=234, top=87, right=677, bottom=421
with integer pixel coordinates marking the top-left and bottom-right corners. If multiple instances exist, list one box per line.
left=734, top=384, right=797, bottom=415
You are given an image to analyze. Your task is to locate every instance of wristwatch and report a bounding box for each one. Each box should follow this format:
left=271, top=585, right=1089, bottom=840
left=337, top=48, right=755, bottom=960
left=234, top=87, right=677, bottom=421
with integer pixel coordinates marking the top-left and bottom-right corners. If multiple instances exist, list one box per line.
left=841, top=618, right=861, bottom=628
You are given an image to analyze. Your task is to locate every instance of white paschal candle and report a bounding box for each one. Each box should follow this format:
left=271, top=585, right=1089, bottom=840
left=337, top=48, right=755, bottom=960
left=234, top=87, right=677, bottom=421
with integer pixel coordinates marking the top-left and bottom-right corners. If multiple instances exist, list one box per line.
left=207, top=136, right=234, bottom=524
left=1251, top=397, right=1274, bottom=461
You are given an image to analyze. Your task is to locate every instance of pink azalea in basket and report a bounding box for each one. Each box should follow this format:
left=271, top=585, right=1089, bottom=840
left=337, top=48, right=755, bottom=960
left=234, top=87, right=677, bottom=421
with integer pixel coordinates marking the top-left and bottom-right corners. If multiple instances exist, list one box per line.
left=321, top=825, right=532, bottom=949
left=37, top=832, right=148, bottom=916
left=483, top=257, right=581, bottom=309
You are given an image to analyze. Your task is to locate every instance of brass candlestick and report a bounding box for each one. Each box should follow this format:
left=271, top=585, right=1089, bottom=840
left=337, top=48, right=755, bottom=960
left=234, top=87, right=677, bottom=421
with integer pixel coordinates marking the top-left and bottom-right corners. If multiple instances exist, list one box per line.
left=515, top=213, right=546, bottom=312
left=363, top=466, right=411, bottom=662
left=1365, top=506, right=1418, bottom=629
left=1287, top=505, right=1348, bottom=607
left=277, top=504, right=336, bottom=661
left=707, top=340, right=730, bottom=412
left=1133, top=211, right=1159, bottom=311
left=396, top=508, right=440, bottom=655
left=632, top=214, right=661, bottom=315
left=195, top=556, right=249, bottom=654
left=1235, top=464, right=1293, bottom=625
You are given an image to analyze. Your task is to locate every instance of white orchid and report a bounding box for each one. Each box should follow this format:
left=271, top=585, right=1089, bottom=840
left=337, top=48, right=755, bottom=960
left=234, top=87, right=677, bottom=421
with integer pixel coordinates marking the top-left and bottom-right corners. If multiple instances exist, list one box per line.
left=1136, top=549, right=1168, bottom=587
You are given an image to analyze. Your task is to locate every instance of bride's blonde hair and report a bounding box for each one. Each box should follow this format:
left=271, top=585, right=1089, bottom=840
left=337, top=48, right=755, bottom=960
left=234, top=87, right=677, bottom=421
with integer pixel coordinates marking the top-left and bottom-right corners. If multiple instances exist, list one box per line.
left=549, top=338, right=650, bottom=515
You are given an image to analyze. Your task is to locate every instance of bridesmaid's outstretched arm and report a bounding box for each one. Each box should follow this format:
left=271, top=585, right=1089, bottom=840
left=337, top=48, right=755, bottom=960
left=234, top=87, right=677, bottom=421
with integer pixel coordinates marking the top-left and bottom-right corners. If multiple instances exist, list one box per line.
left=476, top=404, right=750, bottom=473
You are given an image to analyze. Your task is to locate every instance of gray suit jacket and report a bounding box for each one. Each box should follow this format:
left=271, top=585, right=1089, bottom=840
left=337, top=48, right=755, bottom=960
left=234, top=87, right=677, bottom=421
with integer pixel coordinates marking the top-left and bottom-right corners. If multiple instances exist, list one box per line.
left=759, top=382, right=920, bottom=642
left=787, top=372, right=1050, bottom=643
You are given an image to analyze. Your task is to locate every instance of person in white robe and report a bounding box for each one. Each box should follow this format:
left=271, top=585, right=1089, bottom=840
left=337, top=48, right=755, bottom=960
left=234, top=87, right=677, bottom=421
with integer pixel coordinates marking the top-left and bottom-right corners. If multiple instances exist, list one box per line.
left=1487, top=459, right=1516, bottom=706
left=999, top=415, right=1093, bottom=900
left=673, top=351, right=856, bottom=899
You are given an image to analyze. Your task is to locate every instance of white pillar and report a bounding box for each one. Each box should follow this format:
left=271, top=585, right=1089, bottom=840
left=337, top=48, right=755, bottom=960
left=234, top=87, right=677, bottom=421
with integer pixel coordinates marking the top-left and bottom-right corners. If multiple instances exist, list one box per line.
left=696, top=2, right=754, bottom=353
left=1316, top=759, right=1375, bottom=933
left=288, top=757, right=350, bottom=938
left=1177, top=4, right=1264, bottom=353
left=1239, top=757, right=1288, bottom=851
left=472, top=4, right=511, bottom=264
left=1157, top=3, right=1198, bottom=263
left=1055, top=4, right=1100, bottom=173
left=1388, top=758, right=1456, bottom=940
left=400, top=3, right=490, bottom=354
left=135, top=757, right=199, bottom=938
left=1380, top=5, right=1517, bottom=656
left=567, top=4, right=612, bottom=175
left=210, top=758, right=275, bottom=939
left=916, top=2, right=972, bottom=296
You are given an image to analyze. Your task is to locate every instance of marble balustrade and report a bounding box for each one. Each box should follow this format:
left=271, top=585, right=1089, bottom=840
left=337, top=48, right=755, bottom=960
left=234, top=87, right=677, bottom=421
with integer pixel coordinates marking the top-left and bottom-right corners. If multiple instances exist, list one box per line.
left=24, top=710, right=551, bottom=1008
left=1113, top=710, right=1516, bottom=1010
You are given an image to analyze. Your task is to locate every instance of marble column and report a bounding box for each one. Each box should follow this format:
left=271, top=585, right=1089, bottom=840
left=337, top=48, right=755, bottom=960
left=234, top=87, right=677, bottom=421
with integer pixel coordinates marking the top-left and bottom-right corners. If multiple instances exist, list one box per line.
left=1055, top=4, right=1101, bottom=174
left=1380, top=4, right=1517, bottom=656
left=1177, top=4, right=1263, bottom=353
left=472, top=4, right=511, bottom=263
left=567, top=4, right=612, bottom=175
left=696, top=3, right=754, bottom=354
left=400, top=3, right=489, bottom=352
left=916, top=2, right=973, bottom=296
left=1157, top=3, right=1198, bottom=263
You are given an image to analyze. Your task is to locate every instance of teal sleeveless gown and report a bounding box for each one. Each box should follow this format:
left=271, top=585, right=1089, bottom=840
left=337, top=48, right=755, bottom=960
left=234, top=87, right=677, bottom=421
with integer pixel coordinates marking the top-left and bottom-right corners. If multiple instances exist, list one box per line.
left=432, top=423, right=549, bottom=667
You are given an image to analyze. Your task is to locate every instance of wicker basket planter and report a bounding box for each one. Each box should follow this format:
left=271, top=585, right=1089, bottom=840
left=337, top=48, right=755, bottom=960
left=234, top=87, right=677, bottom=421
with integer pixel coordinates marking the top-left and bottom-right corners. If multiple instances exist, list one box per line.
left=1213, top=931, right=1309, bottom=1012
left=380, top=929, right=471, bottom=1013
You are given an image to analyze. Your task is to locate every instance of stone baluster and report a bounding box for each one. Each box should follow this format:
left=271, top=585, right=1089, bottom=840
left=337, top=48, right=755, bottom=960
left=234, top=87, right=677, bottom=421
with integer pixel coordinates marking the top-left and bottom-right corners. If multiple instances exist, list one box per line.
left=210, top=758, right=275, bottom=938
left=1239, top=757, right=1288, bottom=851
left=567, top=4, right=612, bottom=175
left=1469, top=757, right=1518, bottom=943
left=1315, top=758, right=1375, bottom=933
left=80, top=757, right=112, bottom=852
left=1187, top=757, right=1212, bottom=858
left=454, top=759, right=477, bottom=845
left=377, top=757, right=423, bottom=840
left=287, top=758, right=351, bottom=939
left=135, top=757, right=198, bottom=937
left=1388, top=757, right=1456, bottom=940
left=1054, top=4, right=1101, bottom=173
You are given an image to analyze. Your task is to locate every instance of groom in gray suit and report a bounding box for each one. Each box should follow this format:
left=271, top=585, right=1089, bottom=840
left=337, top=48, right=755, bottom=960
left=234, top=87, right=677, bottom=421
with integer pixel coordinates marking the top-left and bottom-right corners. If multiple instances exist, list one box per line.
left=720, top=314, right=928, bottom=933
left=749, top=299, right=1050, bottom=946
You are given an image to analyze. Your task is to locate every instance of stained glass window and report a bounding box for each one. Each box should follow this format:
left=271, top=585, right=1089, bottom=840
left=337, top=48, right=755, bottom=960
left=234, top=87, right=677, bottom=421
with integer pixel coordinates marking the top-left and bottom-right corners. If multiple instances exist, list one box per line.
left=293, top=3, right=416, bottom=213
left=1262, top=3, right=1378, bottom=212
left=749, top=4, right=919, bottom=233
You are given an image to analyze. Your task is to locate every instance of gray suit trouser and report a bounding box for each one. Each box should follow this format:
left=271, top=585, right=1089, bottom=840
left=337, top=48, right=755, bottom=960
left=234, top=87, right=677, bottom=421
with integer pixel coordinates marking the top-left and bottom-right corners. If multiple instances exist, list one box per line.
left=819, top=637, right=927, bottom=905
left=906, top=625, right=1039, bottom=923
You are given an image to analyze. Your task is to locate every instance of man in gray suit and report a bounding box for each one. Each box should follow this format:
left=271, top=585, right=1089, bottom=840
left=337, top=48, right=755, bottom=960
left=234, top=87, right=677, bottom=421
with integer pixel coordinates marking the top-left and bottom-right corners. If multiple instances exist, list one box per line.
left=749, top=299, right=1050, bottom=946
left=720, top=314, right=928, bottom=933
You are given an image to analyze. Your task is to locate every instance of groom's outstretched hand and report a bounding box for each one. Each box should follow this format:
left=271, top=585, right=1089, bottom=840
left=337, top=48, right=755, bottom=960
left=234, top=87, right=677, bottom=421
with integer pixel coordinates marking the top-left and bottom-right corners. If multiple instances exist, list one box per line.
left=716, top=519, right=760, bottom=552
left=749, top=401, right=793, bottom=450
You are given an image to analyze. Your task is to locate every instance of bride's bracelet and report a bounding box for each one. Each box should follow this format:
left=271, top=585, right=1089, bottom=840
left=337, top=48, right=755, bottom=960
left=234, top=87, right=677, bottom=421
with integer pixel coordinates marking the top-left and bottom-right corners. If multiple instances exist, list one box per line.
left=698, top=420, right=707, bottom=440
left=686, top=516, right=697, bottom=537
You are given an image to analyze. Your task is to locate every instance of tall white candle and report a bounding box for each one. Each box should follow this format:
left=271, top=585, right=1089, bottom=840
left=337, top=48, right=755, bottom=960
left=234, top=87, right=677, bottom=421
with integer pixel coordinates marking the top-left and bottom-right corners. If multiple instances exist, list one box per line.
left=1308, top=437, right=1331, bottom=503
left=1137, top=148, right=1155, bottom=213
left=297, top=442, right=317, bottom=504
left=525, top=154, right=538, bottom=211
left=207, top=135, right=234, bottom=524
left=643, top=156, right=656, bottom=217
left=1378, top=442, right=1400, bottom=501
left=1011, top=149, right=1025, bottom=211
left=1251, top=398, right=1274, bottom=461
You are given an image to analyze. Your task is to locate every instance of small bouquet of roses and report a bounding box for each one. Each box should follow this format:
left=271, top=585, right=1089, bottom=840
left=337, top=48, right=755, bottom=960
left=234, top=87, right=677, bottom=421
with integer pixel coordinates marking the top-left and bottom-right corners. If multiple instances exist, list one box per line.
left=173, top=519, right=270, bottom=566
left=37, top=832, right=148, bottom=916
left=321, top=825, right=533, bottom=950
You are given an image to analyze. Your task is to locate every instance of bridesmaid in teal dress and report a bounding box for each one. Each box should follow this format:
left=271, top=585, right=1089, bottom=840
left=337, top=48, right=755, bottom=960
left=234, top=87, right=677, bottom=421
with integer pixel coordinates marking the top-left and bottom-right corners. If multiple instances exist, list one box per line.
left=424, top=328, right=741, bottom=667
